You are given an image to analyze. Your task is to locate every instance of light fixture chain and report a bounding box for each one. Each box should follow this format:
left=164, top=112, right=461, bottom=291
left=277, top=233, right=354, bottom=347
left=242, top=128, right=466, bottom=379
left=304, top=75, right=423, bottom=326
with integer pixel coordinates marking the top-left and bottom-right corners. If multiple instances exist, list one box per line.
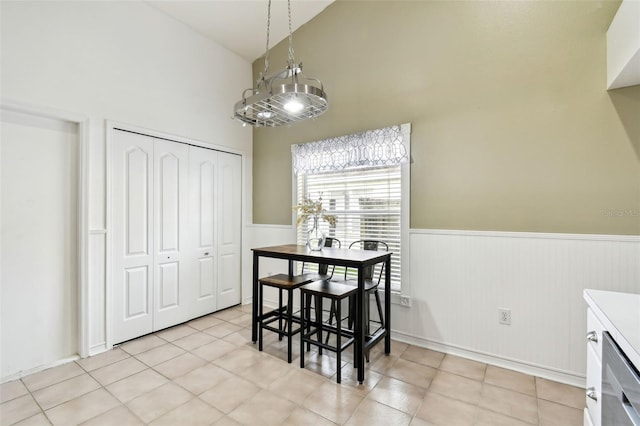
left=287, top=0, right=295, bottom=66
left=263, top=0, right=272, bottom=75
left=233, top=0, right=328, bottom=127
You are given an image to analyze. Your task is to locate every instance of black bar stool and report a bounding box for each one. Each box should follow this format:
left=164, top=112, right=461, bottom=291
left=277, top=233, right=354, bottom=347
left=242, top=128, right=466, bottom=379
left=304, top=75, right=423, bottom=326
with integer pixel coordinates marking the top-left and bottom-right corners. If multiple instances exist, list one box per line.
left=258, top=273, right=312, bottom=363
left=327, top=240, right=388, bottom=361
left=299, top=279, right=357, bottom=383
left=257, top=238, right=340, bottom=363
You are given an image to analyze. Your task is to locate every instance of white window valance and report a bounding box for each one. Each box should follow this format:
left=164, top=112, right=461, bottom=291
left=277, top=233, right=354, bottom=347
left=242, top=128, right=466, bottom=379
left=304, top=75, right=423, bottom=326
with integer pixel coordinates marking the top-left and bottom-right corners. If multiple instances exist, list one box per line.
left=291, top=124, right=409, bottom=175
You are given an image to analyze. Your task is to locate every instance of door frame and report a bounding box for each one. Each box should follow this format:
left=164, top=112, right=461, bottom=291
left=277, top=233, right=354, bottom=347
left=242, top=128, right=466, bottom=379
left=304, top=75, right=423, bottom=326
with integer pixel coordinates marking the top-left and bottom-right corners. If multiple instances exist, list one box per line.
left=1, top=99, right=90, bottom=358
left=105, top=120, right=243, bottom=349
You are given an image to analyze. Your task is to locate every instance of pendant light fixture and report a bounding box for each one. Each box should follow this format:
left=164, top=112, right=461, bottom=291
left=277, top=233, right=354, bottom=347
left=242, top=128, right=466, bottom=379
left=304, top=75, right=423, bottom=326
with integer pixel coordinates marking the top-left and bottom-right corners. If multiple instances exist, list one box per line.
left=233, top=0, right=328, bottom=127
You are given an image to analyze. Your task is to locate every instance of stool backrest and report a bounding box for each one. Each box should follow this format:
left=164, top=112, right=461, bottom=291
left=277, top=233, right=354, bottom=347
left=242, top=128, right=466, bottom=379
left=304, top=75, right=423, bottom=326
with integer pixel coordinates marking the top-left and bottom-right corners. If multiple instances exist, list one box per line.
left=347, top=240, right=389, bottom=284
left=302, top=237, right=341, bottom=276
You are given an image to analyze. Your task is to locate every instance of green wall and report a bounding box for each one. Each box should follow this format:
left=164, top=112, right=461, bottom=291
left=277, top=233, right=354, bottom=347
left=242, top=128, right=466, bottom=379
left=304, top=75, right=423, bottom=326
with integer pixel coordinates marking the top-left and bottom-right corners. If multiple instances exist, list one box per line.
left=252, top=0, right=640, bottom=235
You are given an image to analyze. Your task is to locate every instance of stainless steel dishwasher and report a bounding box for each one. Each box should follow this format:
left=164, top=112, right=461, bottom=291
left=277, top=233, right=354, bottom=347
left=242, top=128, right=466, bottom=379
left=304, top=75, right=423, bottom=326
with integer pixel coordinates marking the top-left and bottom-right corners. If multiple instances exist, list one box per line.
left=602, top=331, right=640, bottom=425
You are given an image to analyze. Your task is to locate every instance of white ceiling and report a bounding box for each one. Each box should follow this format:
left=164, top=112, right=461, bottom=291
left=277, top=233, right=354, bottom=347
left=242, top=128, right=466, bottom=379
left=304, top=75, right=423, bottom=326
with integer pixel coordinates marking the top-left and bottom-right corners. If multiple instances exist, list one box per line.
left=146, top=0, right=334, bottom=63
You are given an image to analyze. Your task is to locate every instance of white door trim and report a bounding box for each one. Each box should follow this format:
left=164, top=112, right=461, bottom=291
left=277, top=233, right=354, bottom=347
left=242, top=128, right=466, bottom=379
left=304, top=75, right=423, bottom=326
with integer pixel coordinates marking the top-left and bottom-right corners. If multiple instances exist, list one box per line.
left=0, top=98, right=90, bottom=358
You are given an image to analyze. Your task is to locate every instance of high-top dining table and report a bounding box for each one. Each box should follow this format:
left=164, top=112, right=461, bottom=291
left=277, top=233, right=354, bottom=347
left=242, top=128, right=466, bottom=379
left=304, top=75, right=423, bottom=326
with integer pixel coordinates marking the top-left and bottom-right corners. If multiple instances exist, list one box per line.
left=251, top=244, right=392, bottom=384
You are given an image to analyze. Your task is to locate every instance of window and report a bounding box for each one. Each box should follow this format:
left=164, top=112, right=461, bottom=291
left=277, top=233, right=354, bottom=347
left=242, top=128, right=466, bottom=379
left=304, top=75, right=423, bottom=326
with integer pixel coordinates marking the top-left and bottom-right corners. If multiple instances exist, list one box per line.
left=293, top=124, right=410, bottom=293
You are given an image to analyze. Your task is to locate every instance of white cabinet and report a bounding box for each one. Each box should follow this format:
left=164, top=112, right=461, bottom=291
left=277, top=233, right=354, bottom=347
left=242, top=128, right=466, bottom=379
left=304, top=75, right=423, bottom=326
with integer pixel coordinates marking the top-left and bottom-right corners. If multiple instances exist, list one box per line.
left=585, top=308, right=603, bottom=426
left=583, top=290, right=640, bottom=426
left=111, top=129, right=241, bottom=344
left=607, top=0, right=640, bottom=89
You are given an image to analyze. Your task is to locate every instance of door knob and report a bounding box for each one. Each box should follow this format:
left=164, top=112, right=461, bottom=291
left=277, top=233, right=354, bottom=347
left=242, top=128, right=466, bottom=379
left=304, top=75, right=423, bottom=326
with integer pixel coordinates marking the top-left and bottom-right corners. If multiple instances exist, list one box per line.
left=586, top=387, right=597, bottom=401
left=586, top=331, right=598, bottom=343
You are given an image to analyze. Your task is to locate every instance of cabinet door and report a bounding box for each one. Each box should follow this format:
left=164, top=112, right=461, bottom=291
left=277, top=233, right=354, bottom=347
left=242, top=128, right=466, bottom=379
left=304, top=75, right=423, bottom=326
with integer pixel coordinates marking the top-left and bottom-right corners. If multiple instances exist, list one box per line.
left=188, top=146, right=219, bottom=316
left=112, top=130, right=154, bottom=343
left=585, top=343, right=602, bottom=426
left=217, top=152, right=242, bottom=310
left=152, top=139, right=190, bottom=331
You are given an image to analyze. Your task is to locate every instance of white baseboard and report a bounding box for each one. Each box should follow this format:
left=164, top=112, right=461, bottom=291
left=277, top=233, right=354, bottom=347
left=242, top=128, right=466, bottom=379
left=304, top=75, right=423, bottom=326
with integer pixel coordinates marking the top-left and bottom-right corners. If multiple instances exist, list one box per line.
left=392, top=329, right=586, bottom=388
left=1, top=355, right=80, bottom=384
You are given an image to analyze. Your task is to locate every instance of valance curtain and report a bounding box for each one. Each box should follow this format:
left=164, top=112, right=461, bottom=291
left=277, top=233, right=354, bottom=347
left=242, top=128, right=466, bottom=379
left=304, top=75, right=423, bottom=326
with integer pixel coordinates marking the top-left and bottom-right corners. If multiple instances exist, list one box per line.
left=291, top=124, right=409, bottom=175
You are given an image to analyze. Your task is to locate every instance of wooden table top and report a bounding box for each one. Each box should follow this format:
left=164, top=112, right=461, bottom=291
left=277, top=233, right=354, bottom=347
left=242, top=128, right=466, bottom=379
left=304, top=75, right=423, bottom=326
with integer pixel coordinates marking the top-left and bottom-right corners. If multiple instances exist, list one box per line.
left=251, top=244, right=391, bottom=267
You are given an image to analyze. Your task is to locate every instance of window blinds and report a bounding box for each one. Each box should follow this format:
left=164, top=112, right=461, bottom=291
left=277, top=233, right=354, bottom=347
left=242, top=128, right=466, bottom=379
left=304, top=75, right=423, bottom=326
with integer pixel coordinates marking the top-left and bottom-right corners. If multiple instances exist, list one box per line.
left=296, top=165, right=402, bottom=291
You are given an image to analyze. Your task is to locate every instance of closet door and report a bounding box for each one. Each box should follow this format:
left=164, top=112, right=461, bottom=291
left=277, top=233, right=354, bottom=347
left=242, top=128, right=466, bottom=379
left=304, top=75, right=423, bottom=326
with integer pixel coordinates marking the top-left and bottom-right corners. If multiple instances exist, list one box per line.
left=112, top=130, right=154, bottom=343
left=188, top=146, right=218, bottom=317
left=217, top=152, right=242, bottom=310
left=152, top=139, right=190, bottom=331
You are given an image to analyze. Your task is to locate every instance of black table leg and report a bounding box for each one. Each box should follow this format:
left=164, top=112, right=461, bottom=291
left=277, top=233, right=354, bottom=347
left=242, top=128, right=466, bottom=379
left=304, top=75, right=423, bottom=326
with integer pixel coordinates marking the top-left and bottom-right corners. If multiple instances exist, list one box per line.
left=385, top=256, right=391, bottom=354
left=252, top=252, right=259, bottom=343
left=357, top=266, right=365, bottom=384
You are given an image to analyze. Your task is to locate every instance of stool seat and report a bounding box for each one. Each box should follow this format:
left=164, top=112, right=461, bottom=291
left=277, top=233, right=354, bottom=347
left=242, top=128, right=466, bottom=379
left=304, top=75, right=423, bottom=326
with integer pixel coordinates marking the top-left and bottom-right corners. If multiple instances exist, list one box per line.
left=259, top=273, right=314, bottom=288
left=329, top=276, right=379, bottom=292
left=299, top=279, right=358, bottom=299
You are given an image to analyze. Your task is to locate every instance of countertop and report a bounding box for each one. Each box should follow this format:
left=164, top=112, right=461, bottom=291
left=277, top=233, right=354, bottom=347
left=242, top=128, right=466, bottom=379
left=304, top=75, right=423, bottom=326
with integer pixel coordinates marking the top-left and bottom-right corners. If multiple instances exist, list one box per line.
left=584, top=289, right=640, bottom=368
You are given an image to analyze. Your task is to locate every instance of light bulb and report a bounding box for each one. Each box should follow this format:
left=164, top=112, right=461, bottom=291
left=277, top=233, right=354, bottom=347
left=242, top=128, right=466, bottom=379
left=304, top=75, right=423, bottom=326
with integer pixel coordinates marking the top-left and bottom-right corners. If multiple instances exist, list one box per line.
left=284, top=99, right=304, bottom=113
left=257, top=111, right=274, bottom=119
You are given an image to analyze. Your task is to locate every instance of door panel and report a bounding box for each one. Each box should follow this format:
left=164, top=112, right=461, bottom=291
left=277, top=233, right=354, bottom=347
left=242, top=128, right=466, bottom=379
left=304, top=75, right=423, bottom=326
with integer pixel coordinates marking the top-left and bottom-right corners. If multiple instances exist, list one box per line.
left=125, top=266, right=149, bottom=318
left=158, top=262, right=179, bottom=310
left=158, top=153, right=180, bottom=253
left=197, top=257, right=215, bottom=299
left=199, top=161, right=215, bottom=248
left=189, top=146, right=218, bottom=316
left=126, top=148, right=150, bottom=256
left=112, top=130, right=154, bottom=343
left=217, top=152, right=241, bottom=310
left=152, top=139, right=189, bottom=331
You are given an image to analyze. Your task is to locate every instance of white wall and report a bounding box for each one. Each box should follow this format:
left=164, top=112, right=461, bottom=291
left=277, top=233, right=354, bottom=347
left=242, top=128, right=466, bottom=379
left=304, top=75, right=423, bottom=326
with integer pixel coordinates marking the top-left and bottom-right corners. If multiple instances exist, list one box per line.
left=249, top=225, right=640, bottom=387
left=1, top=0, right=252, bottom=370
left=1, top=112, right=79, bottom=378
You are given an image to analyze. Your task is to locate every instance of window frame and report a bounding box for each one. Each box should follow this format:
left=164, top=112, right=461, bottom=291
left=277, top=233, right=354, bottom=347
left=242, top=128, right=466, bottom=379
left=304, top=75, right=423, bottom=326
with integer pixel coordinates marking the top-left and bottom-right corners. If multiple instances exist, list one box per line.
left=291, top=123, right=411, bottom=303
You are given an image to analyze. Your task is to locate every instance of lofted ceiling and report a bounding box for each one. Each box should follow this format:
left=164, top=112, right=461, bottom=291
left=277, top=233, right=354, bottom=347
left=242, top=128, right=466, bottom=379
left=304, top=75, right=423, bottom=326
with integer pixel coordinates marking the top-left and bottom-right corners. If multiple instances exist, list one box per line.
left=146, top=0, right=334, bottom=63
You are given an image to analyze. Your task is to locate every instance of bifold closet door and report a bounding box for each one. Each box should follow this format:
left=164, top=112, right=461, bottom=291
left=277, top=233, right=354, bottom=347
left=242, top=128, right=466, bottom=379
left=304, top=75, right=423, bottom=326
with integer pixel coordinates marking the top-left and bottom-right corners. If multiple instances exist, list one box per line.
left=217, top=152, right=241, bottom=310
left=188, top=146, right=218, bottom=317
left=112, top=132, right=191, bottom=342
left=112, top=131, right=155, bottom=343
left=152, top=139, right=190, bottom=331
left=112, top=130, right=241, bottom=344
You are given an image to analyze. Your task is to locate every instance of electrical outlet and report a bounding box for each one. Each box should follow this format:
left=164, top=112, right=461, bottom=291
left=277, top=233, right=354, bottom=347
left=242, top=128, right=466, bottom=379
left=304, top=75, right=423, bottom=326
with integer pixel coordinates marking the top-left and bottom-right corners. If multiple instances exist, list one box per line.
left=400, top=296, right=411, bottom=307
left=498, top=308, right=511, bottom=325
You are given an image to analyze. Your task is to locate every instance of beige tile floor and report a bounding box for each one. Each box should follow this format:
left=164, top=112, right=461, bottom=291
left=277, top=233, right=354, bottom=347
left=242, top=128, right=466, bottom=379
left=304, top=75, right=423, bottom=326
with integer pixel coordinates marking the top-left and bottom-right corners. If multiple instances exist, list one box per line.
left=1, top=305, right=585, bottom=425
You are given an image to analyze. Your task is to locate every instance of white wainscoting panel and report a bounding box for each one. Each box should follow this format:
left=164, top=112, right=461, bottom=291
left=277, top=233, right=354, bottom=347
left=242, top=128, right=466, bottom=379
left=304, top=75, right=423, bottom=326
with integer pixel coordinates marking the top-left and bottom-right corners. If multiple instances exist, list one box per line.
left=392, top=230, right=640, bottom=386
